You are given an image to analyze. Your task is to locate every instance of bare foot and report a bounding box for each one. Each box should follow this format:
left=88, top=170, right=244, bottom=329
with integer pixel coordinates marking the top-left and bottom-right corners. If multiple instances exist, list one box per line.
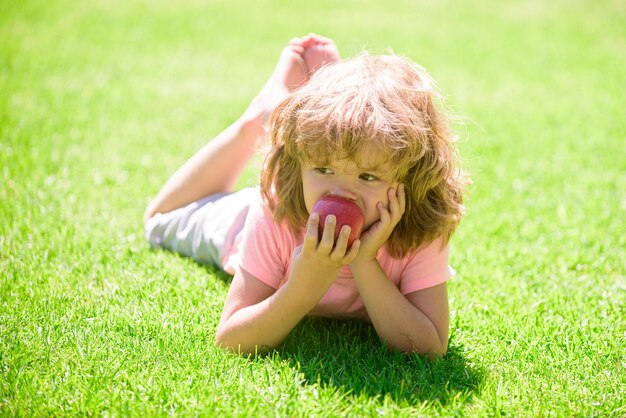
left=243, top=38, right=309, bottom=127
left=301, top=33, right=341, bottom=74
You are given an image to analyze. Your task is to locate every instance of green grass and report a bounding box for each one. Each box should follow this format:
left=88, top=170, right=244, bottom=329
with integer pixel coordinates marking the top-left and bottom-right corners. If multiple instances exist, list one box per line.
left=1, top=0, right=624, bottom=415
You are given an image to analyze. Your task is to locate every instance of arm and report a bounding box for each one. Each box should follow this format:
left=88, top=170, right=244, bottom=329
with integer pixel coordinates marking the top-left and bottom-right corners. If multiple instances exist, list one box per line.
left=350, top=261, right=449, bottom=357
left=215, top=212, right=360, bottom=355
left=215, top=266, right=325, bottom=354
left=350, top=184, right=449, bottom=357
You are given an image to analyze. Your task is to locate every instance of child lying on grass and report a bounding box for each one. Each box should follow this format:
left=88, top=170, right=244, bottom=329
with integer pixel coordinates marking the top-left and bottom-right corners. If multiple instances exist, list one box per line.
left=144, top=34, right=467, bottom=357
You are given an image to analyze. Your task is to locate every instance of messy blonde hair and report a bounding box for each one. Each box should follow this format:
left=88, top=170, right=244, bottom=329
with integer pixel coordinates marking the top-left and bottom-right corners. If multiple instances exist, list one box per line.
left=260, top=52, right=468, bottom=258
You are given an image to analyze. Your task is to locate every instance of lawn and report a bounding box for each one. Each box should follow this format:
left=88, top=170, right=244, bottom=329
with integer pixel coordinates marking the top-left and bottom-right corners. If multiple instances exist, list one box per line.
left=1, top=0, right=624, bottom=416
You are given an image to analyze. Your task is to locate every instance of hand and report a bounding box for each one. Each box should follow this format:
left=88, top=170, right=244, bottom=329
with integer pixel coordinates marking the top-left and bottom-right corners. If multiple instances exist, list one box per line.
left=289, top=212, right=361, bottom=290
left=351, top=184, right=406, bottom=264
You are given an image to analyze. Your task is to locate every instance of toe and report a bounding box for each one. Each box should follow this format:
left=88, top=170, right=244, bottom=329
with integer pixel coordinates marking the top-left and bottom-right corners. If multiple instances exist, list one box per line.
left=288, top=44, right=305, bottom=56
left=313, top=34, right=333, bottom=45
left=288, top=37, right=303, bottom=47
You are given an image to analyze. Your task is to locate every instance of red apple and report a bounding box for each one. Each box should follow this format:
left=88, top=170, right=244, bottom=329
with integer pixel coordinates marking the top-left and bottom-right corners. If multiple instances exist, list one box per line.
left=312, top=195, right=364, bottom=248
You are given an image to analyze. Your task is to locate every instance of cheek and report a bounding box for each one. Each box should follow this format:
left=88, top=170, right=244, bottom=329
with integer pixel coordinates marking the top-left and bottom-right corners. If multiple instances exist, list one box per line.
left=361, top=183, right=390, bottom=204
left=360, top=182, right=399, bottom=226
left=358, top=190, right=384, bottom=227
left=301, top=175, right=319, bottom=213
left=377, top=181, right=400, bottom=205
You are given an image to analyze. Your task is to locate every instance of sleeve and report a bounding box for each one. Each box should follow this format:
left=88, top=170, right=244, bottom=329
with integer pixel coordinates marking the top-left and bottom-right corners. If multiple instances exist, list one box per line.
left=399, top=237, right=453, bottom=295
left=237, top=201, right=288, bottom=289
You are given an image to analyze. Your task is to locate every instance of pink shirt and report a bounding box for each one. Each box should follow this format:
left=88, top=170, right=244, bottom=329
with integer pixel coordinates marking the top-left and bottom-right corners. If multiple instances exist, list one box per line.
left=223, top=190, right=452, bottom=321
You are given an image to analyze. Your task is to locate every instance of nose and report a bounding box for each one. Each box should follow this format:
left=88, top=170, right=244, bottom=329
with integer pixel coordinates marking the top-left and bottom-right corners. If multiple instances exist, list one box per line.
left=329, top=178, right=359, bottom=201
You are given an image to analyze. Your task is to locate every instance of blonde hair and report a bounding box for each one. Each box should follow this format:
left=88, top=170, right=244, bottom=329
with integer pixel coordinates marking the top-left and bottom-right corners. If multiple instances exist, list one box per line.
left=260, top=52, right=468, bottom=258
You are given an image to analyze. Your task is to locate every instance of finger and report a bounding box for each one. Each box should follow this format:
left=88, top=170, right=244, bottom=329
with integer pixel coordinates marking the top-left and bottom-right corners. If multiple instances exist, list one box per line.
left=343, top=239, right=361, bottom=263
left=330, top=225, right=351, bottom=261
left=318, top=215, right=336, bottom=254
left=398, top=183, right=406, bottom=215
left=377, top=201, right=391, bottom=225
left=387, top=187, right=400, bottom=218
left=388, top=186, right=404, bottom=222
left=303, top=212, right=320, bottom=253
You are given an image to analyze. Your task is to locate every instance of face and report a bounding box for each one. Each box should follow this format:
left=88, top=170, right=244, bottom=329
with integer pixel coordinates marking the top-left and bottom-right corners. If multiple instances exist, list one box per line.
left=300, top=146, right=400, bottom=230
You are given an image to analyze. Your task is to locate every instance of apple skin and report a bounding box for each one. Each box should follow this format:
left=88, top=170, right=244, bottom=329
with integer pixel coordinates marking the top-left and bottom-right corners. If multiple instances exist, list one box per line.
left=311, top=195, right=364, bottom=248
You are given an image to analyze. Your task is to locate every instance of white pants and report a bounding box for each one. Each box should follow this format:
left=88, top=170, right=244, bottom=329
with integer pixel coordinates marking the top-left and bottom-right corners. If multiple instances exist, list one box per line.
left=144, top=187, right=259, bottom=270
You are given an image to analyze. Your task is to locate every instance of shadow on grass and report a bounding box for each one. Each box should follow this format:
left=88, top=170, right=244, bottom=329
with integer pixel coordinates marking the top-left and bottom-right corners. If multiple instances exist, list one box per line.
left=174, top=256, right=484, bottom=405
left=274, top=317, right=485, bottom=405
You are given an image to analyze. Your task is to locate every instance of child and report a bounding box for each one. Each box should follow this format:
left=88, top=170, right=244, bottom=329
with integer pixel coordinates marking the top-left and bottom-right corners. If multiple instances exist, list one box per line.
left=144, top=34, right=467, bottom=357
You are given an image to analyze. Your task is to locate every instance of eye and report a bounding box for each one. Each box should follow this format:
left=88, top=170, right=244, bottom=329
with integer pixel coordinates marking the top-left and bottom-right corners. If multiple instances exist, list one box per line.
left=315, top=167, right=334, bottom=175
left=359, top=173, right=379, bottom=182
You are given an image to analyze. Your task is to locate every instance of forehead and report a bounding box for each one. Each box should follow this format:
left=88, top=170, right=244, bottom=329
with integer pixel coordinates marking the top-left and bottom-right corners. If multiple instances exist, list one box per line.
left=352, top=145, right=392, bottom=170
left=307, top=144, right=393, bottom=172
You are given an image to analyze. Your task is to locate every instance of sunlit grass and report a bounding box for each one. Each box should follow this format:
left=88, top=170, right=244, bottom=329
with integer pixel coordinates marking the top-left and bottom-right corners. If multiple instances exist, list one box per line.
left=1, top=0, right=624, bottom=415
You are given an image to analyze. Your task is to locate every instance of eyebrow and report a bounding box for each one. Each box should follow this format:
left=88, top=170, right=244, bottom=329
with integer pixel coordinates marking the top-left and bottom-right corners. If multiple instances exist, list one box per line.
left=359, top=165, right=383, bottom=172
left=306, top=159, right=389, bottom=176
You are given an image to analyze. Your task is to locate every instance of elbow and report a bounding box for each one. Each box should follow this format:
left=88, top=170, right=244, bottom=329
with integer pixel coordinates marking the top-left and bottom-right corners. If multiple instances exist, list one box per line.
left=404, top=345, right=447, bottom=360
left=214, top=330, right=269, bottom=356
left=430, top=334, right=449, bottom=356
left=214, top=334, right=242, bottom=355
left=214, top=329, right=235, bottom=353
left=424, top=340, right=448, bottom=360
left=391, top=335, right=448, bottom=359
left=422, top=335, right=448, bottom=359
left=417, top=326, right=449, bottom=359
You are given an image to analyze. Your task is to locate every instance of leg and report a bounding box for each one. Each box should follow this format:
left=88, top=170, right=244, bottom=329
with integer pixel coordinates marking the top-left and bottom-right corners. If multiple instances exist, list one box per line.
left=144, top=38, right=310, bottom=224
